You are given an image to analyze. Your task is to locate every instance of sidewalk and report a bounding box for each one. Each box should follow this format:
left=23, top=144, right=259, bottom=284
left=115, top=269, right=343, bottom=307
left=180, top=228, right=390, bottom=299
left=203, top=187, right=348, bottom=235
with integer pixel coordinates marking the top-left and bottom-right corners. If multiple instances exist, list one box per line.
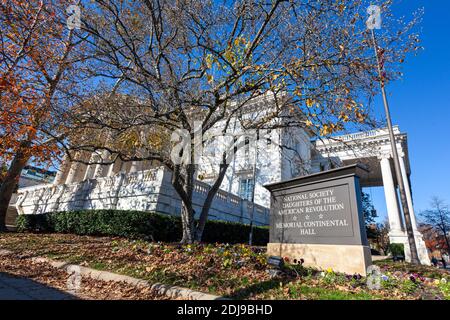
left=0, top=272, right=75, bottom=300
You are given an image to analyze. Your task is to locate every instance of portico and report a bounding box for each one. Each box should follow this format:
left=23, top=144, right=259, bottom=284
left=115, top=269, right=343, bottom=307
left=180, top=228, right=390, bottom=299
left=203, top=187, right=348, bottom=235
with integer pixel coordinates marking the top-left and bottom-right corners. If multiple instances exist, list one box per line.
left=312, top=126, right=430, bottom=265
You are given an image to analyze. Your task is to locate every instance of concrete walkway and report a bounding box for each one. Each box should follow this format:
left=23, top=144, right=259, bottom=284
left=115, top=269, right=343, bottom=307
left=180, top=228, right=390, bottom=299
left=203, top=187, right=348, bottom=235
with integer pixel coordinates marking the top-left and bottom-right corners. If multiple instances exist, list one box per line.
left=0, top=272, right=76, bottom=300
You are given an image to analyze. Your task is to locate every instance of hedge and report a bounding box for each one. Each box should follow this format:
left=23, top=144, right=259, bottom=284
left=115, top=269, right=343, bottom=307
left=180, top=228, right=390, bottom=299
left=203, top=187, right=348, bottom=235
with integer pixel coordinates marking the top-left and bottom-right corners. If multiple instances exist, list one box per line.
left=16, top=210, right=269, bottom=245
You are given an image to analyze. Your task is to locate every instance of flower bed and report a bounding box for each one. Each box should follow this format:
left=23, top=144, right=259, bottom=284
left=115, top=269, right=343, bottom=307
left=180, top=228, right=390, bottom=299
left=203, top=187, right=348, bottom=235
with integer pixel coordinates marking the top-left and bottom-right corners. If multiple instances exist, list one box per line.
left=0, top=232, right=449, bottom=300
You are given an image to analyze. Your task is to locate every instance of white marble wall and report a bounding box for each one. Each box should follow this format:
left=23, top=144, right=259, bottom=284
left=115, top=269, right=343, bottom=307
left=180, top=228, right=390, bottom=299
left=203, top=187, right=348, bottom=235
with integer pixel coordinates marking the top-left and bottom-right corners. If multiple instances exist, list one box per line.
left=197, top=116, right=312, bottom=208
left=16, top=166, right=269, bottom=226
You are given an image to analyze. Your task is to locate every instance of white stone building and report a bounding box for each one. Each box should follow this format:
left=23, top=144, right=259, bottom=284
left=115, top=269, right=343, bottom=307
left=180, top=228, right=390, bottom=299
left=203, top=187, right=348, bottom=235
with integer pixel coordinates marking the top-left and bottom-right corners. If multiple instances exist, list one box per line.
left=196, top=97, right=311, bottom=209
left=15, top=96, right=430, bottom=264
left=6, top=166, right=55, bottom=228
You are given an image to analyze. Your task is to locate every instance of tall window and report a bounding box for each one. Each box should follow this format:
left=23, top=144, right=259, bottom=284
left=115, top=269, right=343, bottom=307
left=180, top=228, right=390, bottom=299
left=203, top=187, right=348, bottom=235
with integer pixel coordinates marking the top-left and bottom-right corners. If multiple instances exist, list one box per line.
left=244, top=148, right=250, bottom=163
left=266, top=129, right=272, bottom=145
left=239, top=178, right=254, bottom=201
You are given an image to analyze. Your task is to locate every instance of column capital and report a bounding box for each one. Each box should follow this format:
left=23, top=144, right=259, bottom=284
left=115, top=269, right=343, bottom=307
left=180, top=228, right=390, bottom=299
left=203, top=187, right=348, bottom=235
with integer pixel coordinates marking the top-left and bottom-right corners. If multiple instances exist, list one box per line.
left=377, top=153, right=391, bottom=160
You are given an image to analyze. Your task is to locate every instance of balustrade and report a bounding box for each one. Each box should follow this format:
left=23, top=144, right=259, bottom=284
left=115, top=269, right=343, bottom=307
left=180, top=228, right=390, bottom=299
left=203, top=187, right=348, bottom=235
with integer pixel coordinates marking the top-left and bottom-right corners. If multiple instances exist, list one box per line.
left=16, top=166, right=269, bottom=226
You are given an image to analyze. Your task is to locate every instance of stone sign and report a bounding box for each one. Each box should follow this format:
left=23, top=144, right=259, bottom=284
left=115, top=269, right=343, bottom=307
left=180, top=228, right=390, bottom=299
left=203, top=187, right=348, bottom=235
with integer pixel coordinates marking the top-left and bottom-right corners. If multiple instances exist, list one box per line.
left=264, top=164, right=372, bottom=275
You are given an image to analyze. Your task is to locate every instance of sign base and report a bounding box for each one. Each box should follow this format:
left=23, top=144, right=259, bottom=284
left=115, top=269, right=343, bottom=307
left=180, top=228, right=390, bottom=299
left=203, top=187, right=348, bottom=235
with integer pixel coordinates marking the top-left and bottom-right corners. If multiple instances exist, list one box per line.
left=267, top=242, right=372, bottom=276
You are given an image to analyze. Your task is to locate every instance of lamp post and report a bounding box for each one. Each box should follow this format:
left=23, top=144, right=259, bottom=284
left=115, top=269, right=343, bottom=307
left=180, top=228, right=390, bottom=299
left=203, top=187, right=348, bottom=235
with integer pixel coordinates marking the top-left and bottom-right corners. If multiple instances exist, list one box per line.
left=248, top=130, right=259, bottom=245
left=370, top=29, right=420, bottom=264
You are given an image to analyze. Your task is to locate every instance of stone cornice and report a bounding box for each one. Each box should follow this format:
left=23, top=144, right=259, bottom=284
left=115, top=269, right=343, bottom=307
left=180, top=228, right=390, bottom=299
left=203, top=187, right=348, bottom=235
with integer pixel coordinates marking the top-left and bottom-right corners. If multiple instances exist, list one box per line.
left=313, top=126, right=407, bottom=155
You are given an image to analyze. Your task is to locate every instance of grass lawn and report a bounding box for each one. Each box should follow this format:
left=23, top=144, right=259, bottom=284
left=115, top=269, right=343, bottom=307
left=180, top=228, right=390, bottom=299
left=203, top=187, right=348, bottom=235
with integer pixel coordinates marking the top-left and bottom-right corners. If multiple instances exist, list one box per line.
left=1, top=232, right=449, bottom=300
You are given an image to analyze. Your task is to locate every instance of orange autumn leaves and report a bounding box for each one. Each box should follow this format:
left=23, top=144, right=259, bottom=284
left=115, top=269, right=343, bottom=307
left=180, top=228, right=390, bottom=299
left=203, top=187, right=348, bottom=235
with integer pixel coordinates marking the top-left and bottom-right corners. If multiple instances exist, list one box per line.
left=0, top=73, right=38, bottom=161
left=0, top=0, right=71, bottom=165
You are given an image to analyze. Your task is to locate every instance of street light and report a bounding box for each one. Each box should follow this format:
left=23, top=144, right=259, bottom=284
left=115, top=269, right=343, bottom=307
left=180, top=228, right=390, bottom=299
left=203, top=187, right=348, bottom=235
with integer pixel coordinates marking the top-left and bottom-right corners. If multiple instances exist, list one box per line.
left=367, top=8, right=420, bottom=264
left=249, top=130, right=259, bottom=245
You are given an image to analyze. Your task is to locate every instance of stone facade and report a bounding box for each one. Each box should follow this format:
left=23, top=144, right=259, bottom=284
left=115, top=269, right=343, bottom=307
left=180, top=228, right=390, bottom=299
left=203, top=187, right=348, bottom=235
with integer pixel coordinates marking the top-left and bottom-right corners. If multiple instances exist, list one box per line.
left=267, top=243, right=372, bottom=276
left=197, top=119, right=312, bottom=208
left=6, top=166, right=56, bottom=228
left=16, top=166, right=269, bottom=226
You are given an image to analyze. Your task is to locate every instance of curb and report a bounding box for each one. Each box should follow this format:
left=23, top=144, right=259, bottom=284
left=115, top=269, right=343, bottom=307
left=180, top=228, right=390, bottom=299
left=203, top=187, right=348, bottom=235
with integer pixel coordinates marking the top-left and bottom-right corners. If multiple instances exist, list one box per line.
left=0, top=249, right=227, bottom=300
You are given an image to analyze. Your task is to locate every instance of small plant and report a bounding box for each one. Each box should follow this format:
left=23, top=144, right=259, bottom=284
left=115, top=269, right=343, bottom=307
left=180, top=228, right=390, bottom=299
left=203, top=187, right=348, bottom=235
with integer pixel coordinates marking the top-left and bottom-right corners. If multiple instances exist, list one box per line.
left=285, top=263, right=308, bottom=278
left=401, top=278, right=419, bottom=294
left=388, top=243, right=405, bottom=258
left=222, top=257, right=233, bottom=268
left=320, top=268, right=338, bottom=285
left=438, top=278, right=450, bottom=299
left=381, top=277, right=398, bottom=290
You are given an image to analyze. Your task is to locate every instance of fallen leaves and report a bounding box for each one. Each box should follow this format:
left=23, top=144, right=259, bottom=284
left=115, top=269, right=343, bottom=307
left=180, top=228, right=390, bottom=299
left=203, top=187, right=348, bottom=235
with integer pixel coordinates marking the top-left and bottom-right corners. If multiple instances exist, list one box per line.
left=1, top=233, right=449, bottom=300
left=0, top=252, right=168, bottom=300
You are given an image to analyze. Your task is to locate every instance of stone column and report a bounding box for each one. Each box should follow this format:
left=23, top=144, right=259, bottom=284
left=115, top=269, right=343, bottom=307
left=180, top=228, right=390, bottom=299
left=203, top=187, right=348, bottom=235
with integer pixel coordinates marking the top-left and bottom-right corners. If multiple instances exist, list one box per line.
left=394, top=187, right=405, bottom=231
left=83, top=152, right=97, bottom=180
left=93, top=150, right=109, bottom=178
left=399, top=155, right=418, bottom=231
left=142, top=160, right=154, bottom=170
left=65, top=152, right=89, bottom=184
left=379, top=155, right=403, bottom=235
left=120, top=161, right=129, bottom=173
left=105, top=155, right=122, bottom=177
left=53, top=155, right=70, bottom=185
left=93, top=163, right=104, bottom=178
left=50, top=185, right=66, bottom=212
left=129, top=161, right=140, bottom=173
left=65, top=161, right=81, bottom=185
left=107, top=159, right=118, bottom=177
left=398, top=155, right=431, bottom=265
left=78, top=152, right=89, bottom=182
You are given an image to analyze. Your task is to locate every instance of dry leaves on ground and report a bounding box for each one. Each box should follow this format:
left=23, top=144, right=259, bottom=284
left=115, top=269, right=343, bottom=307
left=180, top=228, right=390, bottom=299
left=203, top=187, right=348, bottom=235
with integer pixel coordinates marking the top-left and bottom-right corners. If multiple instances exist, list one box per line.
left=0, top=252, right=169, bottom=300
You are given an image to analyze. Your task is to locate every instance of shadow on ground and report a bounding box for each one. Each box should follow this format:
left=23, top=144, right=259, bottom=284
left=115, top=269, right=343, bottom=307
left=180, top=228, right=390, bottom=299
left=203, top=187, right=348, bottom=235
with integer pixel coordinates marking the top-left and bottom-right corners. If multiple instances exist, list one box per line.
left=0, top=272, right=77, bottom=300
left=226, top=278, right=288, bottom=299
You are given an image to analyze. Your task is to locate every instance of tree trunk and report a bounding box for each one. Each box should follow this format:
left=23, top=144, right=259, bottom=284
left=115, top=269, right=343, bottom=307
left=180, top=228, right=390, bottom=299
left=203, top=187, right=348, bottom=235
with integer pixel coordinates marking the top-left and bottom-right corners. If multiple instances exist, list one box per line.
left=195, top=194, right=214, bottom=242
left=179, top=163, right=196, bottom=244
left=195, top=164, right=229, bottom=242
left=0, top=145, right=30, bottom=231
left=444, top=232, right=450, bottom=256
left=180, top=202, right=195, bottom=244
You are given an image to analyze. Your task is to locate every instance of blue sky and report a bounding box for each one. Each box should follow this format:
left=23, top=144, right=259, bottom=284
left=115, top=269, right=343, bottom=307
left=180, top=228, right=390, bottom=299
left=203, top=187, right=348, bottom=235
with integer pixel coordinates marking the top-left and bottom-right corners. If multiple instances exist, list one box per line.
left=365, top=0, right=450, bottom=222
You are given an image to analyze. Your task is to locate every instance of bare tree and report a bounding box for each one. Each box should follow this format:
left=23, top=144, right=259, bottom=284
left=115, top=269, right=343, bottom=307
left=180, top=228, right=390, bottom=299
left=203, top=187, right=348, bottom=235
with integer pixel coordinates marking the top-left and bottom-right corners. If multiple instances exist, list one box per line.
left=59, top=0, right=421, bottom=243
left=421, top=197, right=450, bottom=256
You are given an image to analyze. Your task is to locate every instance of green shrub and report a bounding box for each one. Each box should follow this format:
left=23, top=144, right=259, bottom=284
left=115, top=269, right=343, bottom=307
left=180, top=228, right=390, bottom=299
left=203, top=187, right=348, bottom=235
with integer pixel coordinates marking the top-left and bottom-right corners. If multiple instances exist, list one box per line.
left=388, top=243, right=405, bottom=257
left=16, top=214, right=51, bottom=232
left=202, top=219, right=269, bottom=245
left=16, top=210, right=269, bottom=245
